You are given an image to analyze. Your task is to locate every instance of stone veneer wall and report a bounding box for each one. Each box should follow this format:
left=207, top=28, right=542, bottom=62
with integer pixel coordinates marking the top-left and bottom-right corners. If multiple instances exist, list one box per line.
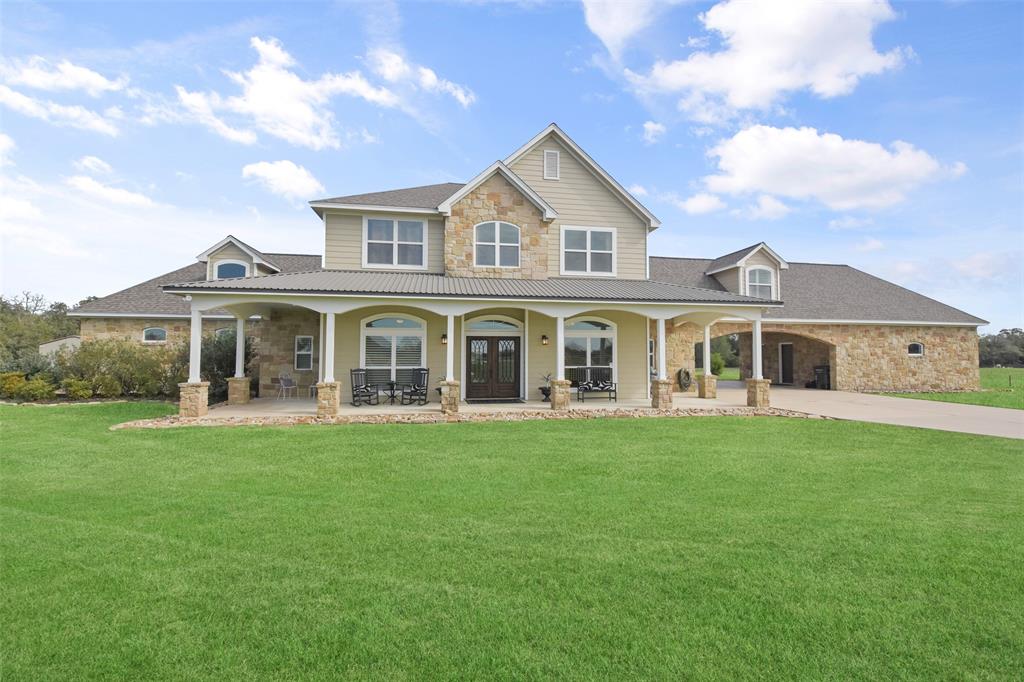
left=256, top=309, right=321, bottom=396
left=445, top=173, right=549, bottom=279
left=662, top=321, right=980, bottom=392
left=80, top=317, right=255, bottom=344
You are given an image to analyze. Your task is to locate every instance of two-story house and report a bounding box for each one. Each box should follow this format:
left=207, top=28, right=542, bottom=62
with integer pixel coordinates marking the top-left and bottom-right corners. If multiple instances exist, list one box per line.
left=70, top=124, right=985, bottom=417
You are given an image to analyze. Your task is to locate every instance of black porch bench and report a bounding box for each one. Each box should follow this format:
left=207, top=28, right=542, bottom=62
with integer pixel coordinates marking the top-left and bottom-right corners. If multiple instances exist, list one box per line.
left=566, top=366, right=617, bottom=402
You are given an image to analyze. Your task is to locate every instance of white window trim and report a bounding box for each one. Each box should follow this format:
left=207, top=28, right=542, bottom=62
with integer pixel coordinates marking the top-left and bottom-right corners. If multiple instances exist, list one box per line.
left=563, top=316, right=618, bottom=383
left=908, top=342, right=925, bottom=357
left=745, top=266, right=775, bottom=300
left=472, top=221, right=521, bottom=269
left=212, top=259, right=251, bottom=281
left=543, top=149, right=560, bottom=180
left=213, top=327, right=234, bottom=339
left=294, top=335, right=314, bottom=371
left=464, top=313, right=523, bottom=336
left=359, top=313, right=427, bottom=381
left=361, top=216, right=429, bottom=271
left=560, top=225, right=617, bottom=277
left=142, top=327, right=167, bottom=344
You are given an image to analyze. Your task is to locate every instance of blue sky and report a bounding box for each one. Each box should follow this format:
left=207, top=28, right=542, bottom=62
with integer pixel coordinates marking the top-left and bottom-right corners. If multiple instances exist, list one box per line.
left=1, top=0, right=1021, bottom=330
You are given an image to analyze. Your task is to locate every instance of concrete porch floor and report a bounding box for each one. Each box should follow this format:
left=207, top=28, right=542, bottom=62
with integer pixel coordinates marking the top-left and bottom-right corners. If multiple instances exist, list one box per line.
left=206, top=389, right=750, bottom=419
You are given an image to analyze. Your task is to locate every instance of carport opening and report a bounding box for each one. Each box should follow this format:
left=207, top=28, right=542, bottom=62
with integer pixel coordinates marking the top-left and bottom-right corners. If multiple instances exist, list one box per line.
left=694, top=333, right=741, bottom=381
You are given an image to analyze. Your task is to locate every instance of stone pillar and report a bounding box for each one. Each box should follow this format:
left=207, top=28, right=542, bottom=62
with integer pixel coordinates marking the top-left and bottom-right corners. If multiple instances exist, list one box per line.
left=746, top=378, right=770, bottom=408
left=316, top=381, right=340, bottom=418
left=227, top=377, right=250, bottom=405
left=550, top=379, right=571, bottom=411
left=651, top=378, right=673, bottom=409
left=698, top=373, right=717, bottom=399
left=178, top=382, right=209, bottom=418
left=440, top=380, right=460, bottom=414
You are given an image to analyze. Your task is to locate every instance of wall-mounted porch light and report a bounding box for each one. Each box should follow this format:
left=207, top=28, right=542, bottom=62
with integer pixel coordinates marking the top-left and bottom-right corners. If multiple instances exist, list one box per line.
left=541, top=334, right=549, bottom=345
left=441, top=333, right=448, bottom=345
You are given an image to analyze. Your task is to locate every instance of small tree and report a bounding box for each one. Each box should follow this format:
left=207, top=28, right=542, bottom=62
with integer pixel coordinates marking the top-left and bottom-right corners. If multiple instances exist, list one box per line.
left=172, top=332, right=255, bottom=403
left=710, top=352, right=726, bottom=376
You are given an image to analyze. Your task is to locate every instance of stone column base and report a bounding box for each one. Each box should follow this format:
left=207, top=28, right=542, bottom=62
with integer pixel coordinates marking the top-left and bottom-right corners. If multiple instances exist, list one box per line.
left=550, top=379, right=571, bottom=411
left=697, top=373, right=717, bottom=399
left=178, top=382, right=210, bottom=418
left=440, top=380, right=460, bottom=414
left=227, top=377, right=250, bottom=405
left=651, top=378, right=673, bottom=409
left=316, top=382, right=341, bottom=418
left=746, top=378, right=770, bottom=408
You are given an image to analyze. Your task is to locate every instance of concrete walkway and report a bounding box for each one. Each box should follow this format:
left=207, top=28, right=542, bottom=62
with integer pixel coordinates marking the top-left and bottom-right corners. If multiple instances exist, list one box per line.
left=716, top=382, right=1024, bottom=440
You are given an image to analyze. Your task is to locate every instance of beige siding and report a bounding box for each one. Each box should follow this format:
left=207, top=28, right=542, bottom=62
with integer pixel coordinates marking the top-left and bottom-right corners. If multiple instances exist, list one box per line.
left=713, top=267, right=741, bottom=294
left=508, top=135, right=649, bottom=279
left=324, top=211, right=444, bottom=272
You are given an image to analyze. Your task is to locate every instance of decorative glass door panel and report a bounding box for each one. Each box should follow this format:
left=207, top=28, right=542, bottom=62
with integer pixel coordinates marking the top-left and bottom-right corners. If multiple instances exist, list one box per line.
left=466, top=336, right=520, bottom=399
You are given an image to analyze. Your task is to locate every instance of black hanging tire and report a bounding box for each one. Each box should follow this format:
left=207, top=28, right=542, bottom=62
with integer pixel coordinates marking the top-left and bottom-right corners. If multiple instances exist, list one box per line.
left=677, top=368, right=693, bottom=391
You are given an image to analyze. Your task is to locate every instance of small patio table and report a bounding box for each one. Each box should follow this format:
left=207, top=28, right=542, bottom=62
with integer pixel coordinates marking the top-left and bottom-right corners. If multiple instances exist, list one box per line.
left=382, top=381, right=400, bottom=405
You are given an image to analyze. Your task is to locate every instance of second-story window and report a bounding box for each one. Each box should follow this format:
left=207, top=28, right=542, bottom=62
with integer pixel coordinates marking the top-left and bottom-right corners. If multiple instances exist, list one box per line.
left=561, top=226, right=615, bottom=276
left=747, top=267, right=774, bottom=299
left=215, top=260, right=248, bottom=279
left=364, top=218, right=426, bottom=269
left=475, top=222, right=520, bottom=268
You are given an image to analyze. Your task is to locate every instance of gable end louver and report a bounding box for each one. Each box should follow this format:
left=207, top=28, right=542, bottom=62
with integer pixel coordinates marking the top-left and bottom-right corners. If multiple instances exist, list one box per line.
left=543, top=149, right=560, bottom=180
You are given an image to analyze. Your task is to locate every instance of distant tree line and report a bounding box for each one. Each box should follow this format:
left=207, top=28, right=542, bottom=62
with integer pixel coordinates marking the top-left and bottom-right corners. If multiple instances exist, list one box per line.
left=979, top=328, right=1024, bottom=367
left=0, top=292, right=92, bottom=373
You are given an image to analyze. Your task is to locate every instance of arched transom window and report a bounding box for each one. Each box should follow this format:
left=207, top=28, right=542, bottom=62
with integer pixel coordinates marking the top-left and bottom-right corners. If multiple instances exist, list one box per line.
left=564, top=318, right=616, bottom=374
left=142, top=327, right=167, bottom=343
left=215, top=260, right=249, bottom=279
left=361, top=315, right=426, bottom=385
left=474, top=222, right=520, bottom=268
left=747, top=267, right=773, bottom=299
left=907, top=342, right=924, bottom=356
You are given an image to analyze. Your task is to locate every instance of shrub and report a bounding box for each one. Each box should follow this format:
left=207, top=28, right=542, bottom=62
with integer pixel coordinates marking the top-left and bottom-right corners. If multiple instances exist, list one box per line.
left=710, top=352, right=725, bottom=377
left=57, top=339, right=177, bottom=398
left=15, top=377, right=56, bottom=401
left=91, top=375, right=123, bottom=398
left=62, top=378, right=93, bottom=400
left=1, top=371, right=27, bottom=398
left=172, top=332, right=254, bottom=403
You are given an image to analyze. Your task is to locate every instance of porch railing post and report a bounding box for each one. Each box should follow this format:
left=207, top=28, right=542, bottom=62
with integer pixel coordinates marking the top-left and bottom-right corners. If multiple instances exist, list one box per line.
left=188, top=307, right=202, bottom=383
left=323, top=313, right=336, bottom=383
left=234, top=317, right=245, bottom=378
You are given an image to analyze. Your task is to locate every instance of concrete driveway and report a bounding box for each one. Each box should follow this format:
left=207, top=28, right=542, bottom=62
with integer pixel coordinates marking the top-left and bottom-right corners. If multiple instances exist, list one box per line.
left=715, top=382, right=1024, bottom=439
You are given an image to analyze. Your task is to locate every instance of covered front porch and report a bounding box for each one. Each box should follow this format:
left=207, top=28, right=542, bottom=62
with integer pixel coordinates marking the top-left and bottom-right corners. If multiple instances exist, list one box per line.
left=170, top=288, right=776, bottom=420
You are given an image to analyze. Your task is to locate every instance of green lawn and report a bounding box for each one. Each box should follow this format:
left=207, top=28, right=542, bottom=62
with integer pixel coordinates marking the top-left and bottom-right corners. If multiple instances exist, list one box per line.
left=889, top=367, right=1024, bottom=410
left=2, top=404, right=1022, bottom=679
left=695, top=365, right=741, bottom=381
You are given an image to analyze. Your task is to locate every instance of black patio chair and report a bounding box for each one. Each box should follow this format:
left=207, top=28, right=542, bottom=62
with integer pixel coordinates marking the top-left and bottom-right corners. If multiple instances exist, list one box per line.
left=400, top=368, right=429, bottom=406
left=350, top=368, right=380, bottom=406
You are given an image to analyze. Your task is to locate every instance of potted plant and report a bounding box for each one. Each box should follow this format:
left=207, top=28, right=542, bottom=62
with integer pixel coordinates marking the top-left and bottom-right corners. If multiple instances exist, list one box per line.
left=539, top=373, right=553, bottom=401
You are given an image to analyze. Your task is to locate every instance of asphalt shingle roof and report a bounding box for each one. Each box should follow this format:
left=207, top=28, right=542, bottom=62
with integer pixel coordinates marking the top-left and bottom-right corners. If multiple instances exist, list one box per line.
left=164, top=269, right=778, bottom=305
left=705, top=242, right=765, bottom=273
left=649, top=257, right=986, bottom=325
left=71, top=254, right=323, bottom=317
left=312, top=182, right=465, bottom=209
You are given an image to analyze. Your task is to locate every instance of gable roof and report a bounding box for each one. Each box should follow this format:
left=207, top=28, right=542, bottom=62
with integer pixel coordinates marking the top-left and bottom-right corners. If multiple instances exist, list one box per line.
left=437, top=161, right=557, bottom=220
left=69, top=254, right=323, bottom=318
left=705, top=242, right=789, bottom=275
left=650, top=256, right=987, bottom=326
left=196, top=235, right=281, bottom=272
left=164, top=269, right=779, bottom=306
left=504, top=123, right=661, bottom=229
left=309, top=182, right=463, bottom=215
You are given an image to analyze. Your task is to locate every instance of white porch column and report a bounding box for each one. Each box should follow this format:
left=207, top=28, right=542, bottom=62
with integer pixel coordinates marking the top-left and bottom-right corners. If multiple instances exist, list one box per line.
left=318, top=313, right=325, bottom=382
left=323, top=312, right=336, bottom=383
left=752, top=318, right=763, bottom=380
left=703, top=323, right=712, bottom=375
left=555, top=315, right=565, bottom=380
left=188, top=307, right=202, bottom=382
left=445, top=314, right=455, bottom=380
left=656, top=318, right=667, bottom=380
left=234, top=317, right=245, bottom=378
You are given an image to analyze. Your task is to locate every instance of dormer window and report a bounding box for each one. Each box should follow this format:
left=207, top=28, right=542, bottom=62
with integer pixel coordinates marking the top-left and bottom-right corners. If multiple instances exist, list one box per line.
left=475, top=222, right=520, bottom=268
left=747, top=267, right=774, bottom=299
left=215, top=260, right=249, bottom=279
left=543, top=149, right=560, bottom=180
left=363, top=217, right=427, bottom=269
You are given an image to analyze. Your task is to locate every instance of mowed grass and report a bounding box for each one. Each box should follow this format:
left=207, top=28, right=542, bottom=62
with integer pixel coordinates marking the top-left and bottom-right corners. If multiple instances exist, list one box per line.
left=2, top=404, right=1023, bottom=680
left=695, top=366, right=741, bottom=381
left=889, top=367, right=1024, bottom=410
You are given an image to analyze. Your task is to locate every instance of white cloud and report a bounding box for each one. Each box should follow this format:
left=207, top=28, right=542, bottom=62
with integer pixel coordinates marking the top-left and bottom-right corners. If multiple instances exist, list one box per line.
left=642, top=120, right=666, bottom=144
left=625, top=0, right=908, bottom=124
left=0, top=134, right=14, bottom=166
left=828, top=215, right=875, bottom=231
left=854, top=237, right=884, bottom=252
left=582, top=0, right=671, bottom=60
left=0, top=85, right=119, bottom=136
left=66, top=175, right=154, bottom=207
left=628, top=183, right=648, bottom=196
left=741, top=194, right=790, bottom=220
left=0, top=56, right=128, bottom=96
left=366, top=49, right=476, bottom=107
left=667, top=192, right=727, bottom=215
left=73, top=155, right=113, bottom=175
left=175, top=36, right=400, bottom=150
left=704, top=125, right=960, bottom=210
left=950, top=252, right=1017, bottom=280
left=241, top=160, right=324, bottom=203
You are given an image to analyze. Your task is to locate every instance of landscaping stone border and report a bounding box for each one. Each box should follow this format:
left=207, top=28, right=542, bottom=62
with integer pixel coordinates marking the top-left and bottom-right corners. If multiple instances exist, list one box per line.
left=111, top=406, right=829, bottom=430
